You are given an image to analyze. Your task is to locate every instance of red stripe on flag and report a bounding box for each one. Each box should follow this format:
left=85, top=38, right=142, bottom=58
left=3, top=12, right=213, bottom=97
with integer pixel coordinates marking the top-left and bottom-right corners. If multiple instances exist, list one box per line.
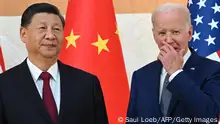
left=0, top=47, right=5, bottom=72
left=217, top=50, right=220, bottom=58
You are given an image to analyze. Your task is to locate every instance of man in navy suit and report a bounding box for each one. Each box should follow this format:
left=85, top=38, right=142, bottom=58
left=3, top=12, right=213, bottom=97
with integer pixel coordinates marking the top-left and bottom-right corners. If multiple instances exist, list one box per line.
left=0, top=3, right=108, bottom=124
left=127, top=3, right=220, bottom=124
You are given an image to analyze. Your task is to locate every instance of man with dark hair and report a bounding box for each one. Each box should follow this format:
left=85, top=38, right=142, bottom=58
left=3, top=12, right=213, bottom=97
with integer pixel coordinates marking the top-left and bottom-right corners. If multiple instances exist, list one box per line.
left=21, top=3, right=65, bottom=28
left=0, top=3, right=108, bottom=124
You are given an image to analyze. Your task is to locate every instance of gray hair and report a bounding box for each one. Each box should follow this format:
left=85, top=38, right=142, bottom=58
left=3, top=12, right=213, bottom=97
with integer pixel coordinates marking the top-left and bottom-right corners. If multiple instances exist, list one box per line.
left=151, top=3, right=191, bottom=29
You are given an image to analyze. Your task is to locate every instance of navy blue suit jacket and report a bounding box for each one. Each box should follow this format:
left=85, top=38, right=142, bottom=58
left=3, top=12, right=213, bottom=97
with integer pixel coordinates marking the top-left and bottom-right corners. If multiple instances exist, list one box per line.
left=127, top=49, right=220, bottom=124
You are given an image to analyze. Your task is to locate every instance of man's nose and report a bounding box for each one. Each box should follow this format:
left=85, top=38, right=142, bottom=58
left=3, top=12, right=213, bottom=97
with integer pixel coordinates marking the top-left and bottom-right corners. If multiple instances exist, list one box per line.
left=164, top=34, right=173, bottom=44
left=45, top=29, right=56, bottom=40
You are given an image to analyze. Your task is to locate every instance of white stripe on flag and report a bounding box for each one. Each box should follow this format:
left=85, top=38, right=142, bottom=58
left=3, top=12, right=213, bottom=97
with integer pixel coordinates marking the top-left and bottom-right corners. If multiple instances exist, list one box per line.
left=207, top=52, right=220, bottom=62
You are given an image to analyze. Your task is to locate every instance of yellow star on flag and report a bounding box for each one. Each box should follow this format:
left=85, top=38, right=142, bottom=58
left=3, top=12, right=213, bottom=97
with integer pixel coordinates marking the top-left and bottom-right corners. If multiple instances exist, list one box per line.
left=115, top=26, right=119, bottom=35
left=91, top=34, right=110, bottom=54
left=65, top=30, right=80, bottom=48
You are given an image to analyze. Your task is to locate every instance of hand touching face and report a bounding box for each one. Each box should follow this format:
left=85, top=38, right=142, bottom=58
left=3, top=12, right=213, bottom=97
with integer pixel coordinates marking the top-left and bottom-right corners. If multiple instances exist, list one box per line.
left=152, top=8, right=192, bottom=75
left=158, top=41, right=185, bottom=75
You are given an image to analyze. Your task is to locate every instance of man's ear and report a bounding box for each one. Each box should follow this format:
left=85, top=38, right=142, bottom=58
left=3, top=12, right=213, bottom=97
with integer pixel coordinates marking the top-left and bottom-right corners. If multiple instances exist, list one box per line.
left=152, top=28, right=155, bottom=36
left=188, top=25, right=193, bottom=41
left=152, top=27, right=157, bottom=40
left=20, top=27, right=27, bottom=43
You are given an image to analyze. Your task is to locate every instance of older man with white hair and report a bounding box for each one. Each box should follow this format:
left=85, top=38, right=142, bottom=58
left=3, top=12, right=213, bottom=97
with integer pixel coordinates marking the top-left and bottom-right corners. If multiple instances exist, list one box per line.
left=127, top=3, right=220, bottom=124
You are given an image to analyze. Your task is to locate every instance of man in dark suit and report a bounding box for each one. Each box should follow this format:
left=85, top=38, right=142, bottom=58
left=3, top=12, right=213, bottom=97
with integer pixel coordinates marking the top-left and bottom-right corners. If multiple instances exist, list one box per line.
left=0, top=3, right=108, bottom=124
left=127, top=3, right=220, bottom=124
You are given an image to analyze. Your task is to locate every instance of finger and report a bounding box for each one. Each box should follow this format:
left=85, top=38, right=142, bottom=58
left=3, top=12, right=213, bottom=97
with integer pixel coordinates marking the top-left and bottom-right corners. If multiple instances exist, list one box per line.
left=179, top=49, right=185, bottom=57
left=163, top=41, right=176, bottom=52
left=159, top=50, right=166, bottom=57
left=160, top=45, right=170, bottom=53
left=157, top=54, right=163, bottom=61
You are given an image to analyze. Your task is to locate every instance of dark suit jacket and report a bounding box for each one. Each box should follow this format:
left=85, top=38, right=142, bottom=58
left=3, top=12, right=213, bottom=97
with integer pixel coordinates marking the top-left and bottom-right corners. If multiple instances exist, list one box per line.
left=127, top=49, right=220, bottom=124
left=0, top=60, right=108, bottom=124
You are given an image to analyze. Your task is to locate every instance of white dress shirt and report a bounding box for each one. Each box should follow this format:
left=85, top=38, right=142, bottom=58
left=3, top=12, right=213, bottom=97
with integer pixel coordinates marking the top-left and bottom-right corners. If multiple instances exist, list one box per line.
left=159, top=49, right=191, bottom=102
left=27, top=58, right=61, bottom=113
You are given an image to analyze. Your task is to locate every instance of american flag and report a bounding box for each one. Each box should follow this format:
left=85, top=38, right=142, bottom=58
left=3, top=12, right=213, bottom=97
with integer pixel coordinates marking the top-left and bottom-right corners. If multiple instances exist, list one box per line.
left=188, top=0, right=220, bottom=62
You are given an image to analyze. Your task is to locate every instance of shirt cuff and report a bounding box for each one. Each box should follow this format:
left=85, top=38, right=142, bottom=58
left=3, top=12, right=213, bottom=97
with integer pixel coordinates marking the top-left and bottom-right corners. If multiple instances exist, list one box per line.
left=169, top=69, right=183, bottom=82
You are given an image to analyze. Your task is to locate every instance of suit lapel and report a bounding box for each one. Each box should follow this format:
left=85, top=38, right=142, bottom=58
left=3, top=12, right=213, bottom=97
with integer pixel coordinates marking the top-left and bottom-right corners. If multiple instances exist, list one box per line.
left=153, top=61, right=163, bottom=105
left=57, top=61, right=67, bottom=123
left=57, top=61, right=79, bottom=123
left=147, top=60, right=163, bottom=116
left=18, top=59, right=53, bottom=124
left=166, top=49, right=200, bottom=116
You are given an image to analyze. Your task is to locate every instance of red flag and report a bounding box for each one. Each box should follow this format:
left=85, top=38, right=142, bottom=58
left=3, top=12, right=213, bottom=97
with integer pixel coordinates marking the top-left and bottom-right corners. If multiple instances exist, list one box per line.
left=0, top=46, right=5, bottom=72
left=59, top=0, right=129, bottom=123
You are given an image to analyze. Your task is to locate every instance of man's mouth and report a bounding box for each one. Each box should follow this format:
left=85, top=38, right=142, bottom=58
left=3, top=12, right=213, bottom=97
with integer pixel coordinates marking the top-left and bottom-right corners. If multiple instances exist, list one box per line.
left=42, top=44, right=56, bottom=47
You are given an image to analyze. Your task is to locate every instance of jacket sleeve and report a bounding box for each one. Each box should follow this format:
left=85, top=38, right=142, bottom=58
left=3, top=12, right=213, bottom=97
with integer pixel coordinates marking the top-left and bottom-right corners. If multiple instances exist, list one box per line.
left=127, top=71, right=138, bottom=122
left=0, top=86, right=6, bottom=124
left=167, top=68, right=220, bottom=119
left=93, top=76, right=109, bottom=124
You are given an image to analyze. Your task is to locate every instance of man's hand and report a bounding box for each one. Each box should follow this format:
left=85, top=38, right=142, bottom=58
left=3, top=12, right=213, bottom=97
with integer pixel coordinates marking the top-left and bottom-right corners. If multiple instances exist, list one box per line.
left=157, top=41, right=185, bottom=75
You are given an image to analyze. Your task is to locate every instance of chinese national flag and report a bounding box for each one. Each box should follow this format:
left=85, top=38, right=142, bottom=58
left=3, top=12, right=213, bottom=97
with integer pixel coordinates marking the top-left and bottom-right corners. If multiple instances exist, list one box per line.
left=0, top=46, right=5, bottom=73
left=59, top=0, right=129, bottom=123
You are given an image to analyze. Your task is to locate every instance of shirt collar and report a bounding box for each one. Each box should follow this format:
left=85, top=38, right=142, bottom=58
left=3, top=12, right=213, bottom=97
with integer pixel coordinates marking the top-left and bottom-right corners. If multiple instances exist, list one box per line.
left=162, top=48, right=191, bottom=74
left=26, top=58, right=58, bottom=83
